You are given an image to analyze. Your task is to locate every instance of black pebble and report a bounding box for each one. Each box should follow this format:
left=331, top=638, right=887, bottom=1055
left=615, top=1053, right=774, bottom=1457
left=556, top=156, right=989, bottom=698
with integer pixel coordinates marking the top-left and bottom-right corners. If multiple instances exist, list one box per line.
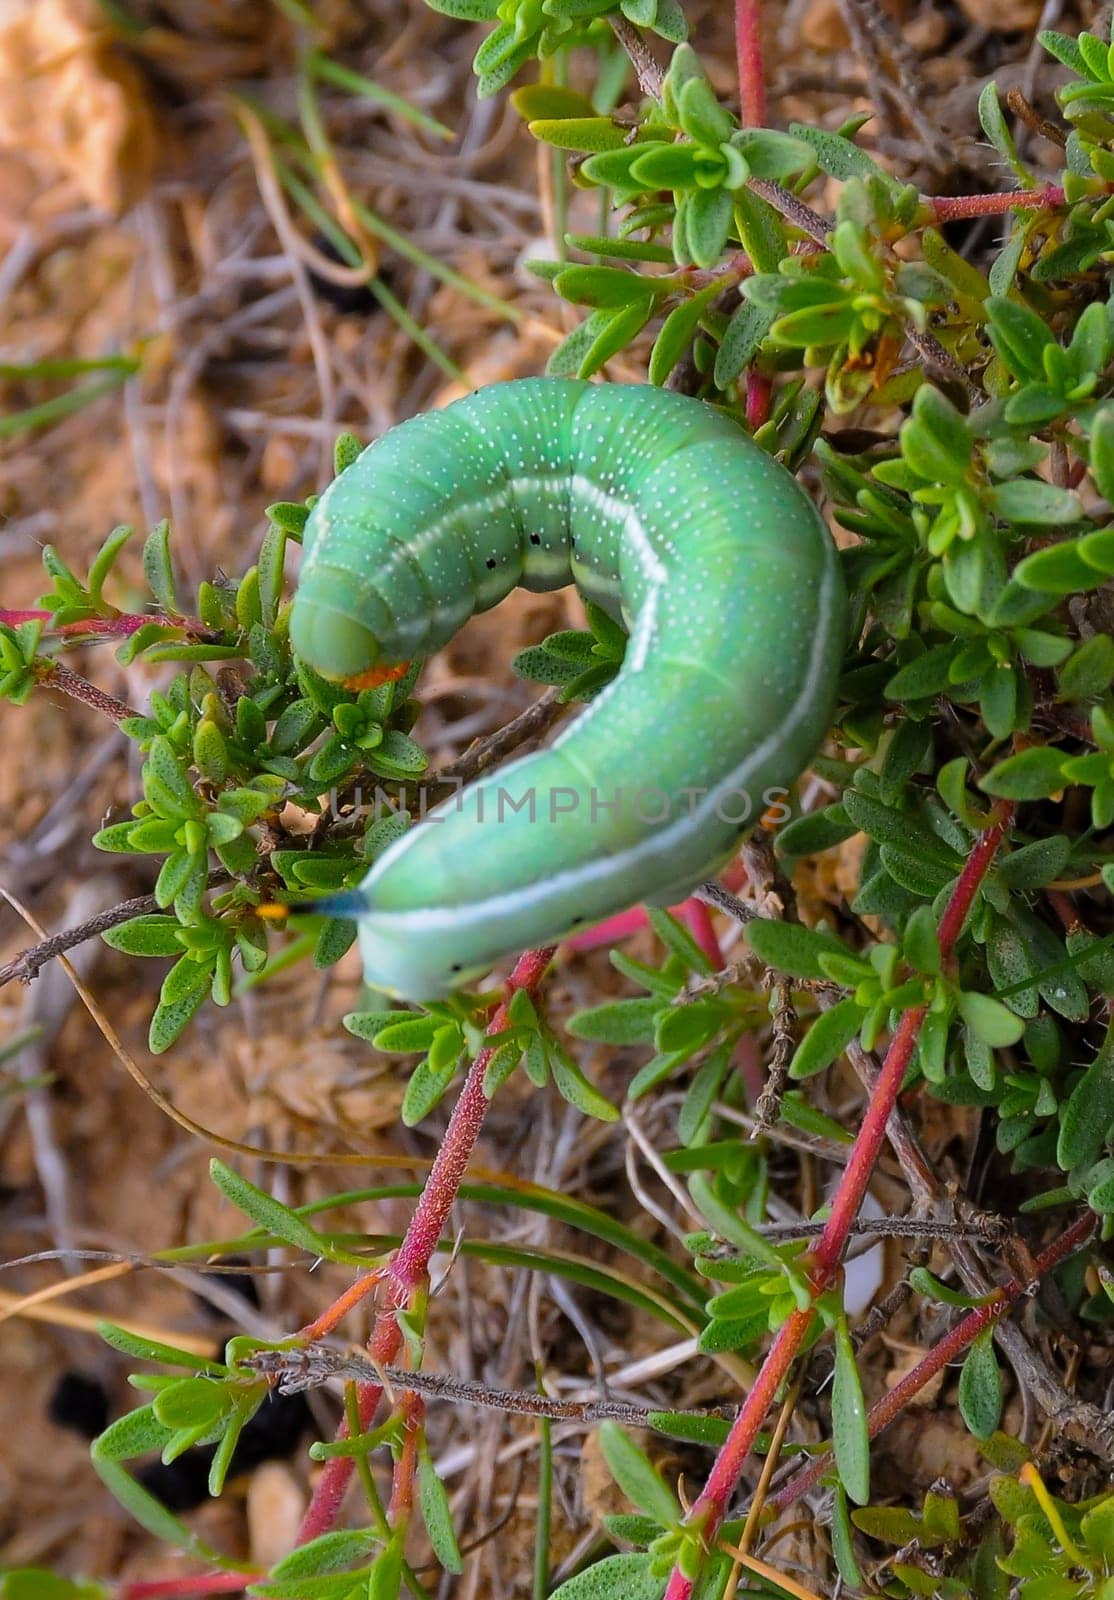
left=49, top=1371, right=110, bottom=1439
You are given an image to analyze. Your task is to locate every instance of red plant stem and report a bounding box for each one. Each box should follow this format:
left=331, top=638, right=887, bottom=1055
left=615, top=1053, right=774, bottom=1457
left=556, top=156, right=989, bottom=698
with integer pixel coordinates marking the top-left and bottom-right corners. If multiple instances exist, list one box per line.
left=566, top=903, right=652, bottom=952
left=936, top=802, right=1014, bottom=958
left=295, top=944, right=556, bottom=1546
left=0, top=609, right=55, bottom=627
left=733, top=0, right=772, bottom=431
left=567, top=859, right=749, bottom=953
left=745, top=370, right=772, bottom=431
left=734, top=0, right=766, bottom=128
left=298, top=1265, right=388, bottom=1342
left=683, top=897, right=724, bottom=967
left=663, top=806, right=1014, bottom=1598
left=770, top=1207, right=1096, bottom=1510
left=388, top=1393, right=424, bottom=1521
left=928, top=182, right=1065, bottom=221
left=0, top=606, right=195, bottom=637
left=120, top=1576, right=259, bottom=1599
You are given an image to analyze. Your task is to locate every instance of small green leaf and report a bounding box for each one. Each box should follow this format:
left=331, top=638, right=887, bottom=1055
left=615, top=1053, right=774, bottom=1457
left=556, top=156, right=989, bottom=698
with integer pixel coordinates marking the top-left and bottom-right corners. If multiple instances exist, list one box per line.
left=713, top=298, right=775, bottom=386
left=599, top=1421, right=681, bottom=1529
left=884, top=642, right=961, bottom=700
left=786, top=122, right=892, bottom=183
left=980, top=745, right=1066, bottom=800
left=646, top=906, right=715, bottom=975
left=547, top=1553, right=665, bottom=1600
left=901, top=386, right=972, bottom=483
left=547, top=1035, right=619, bottom=1122
left=649, top=282, right=722, bottom=386
left=677, top=1041, right=733, bottom=1145
left=96, top=1321, right=225, bottom=1374
left=831, top=1482, right=864, bottom=1589
left=1014, top=538, right=1105, bottom=593
left=832, top=1314, right=870, bottom=1505
left=675, top=71, right=734, bottom=148
left=1057, top=1028, right=1114, bottom=1170
left=101, top=915, right=184, bottom=957
left=554, top=264, right=655, bottom=309
left=977, top=81, right=1034, bottom=187
left=789, top=997, right=862, bottom=1079
left=401, top=1053, right=459, bottom=1126
left=269, top=1529, right=380, bottom=1583
left=995, top=835, right=1072, bottom=891
left=568, top=998, right=660, bottom=1044
left=528, top=116, right=626, bottom=153
left=149, top=977, right=209, bottom=1054
left=988, top=480, right=1082, bottom=525
left=684, top=186, right=734, bottom=270
left=958, top=1329, right=1002, bottom=1439
left=956, top=991, right=1025, bottom=1048
left=744, top=919, right=848, bottom=980
left=1059, top=633, right=1114, bottom=700
left=418, top=1446, right=464, bottom=1574
left=142, top=520, right=178, bottom=614
left=0, top=1571, right=108, bottom=1599
left=577, top=299, right=656, bottom=379
left=909, top=1268, right=996, bottom=1309
left=903, top=904, right=942, bottom=975
left=1089, top=402, right=1114, bottom=504
left=985, top=295, right=1053, bottom=382
left=209, top=1159, right=343, bottom=1259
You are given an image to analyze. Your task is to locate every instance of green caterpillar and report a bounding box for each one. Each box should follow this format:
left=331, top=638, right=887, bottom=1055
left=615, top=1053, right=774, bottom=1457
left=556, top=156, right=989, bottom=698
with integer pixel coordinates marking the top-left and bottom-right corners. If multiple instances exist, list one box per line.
left=290, top=378, right=847, bottom=999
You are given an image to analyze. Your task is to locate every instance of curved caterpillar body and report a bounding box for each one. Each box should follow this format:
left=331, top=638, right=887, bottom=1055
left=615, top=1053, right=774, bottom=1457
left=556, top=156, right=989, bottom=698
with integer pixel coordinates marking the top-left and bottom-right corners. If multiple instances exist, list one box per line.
left=290, top=379, right=847, bottom=1000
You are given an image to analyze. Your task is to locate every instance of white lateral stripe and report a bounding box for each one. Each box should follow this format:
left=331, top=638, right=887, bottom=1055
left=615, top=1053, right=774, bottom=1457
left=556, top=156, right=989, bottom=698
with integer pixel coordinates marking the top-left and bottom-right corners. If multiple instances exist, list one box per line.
left=362, top=549, right=841, bottom=931
left=304, top=471, right=665, bottom=587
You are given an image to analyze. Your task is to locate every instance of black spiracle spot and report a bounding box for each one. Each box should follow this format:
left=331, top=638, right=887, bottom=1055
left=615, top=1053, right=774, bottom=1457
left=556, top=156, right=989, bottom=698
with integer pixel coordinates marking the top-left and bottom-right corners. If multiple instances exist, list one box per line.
left=529, top=533, right=541, bottom=545
left=485, top=557, right=497, bottom=570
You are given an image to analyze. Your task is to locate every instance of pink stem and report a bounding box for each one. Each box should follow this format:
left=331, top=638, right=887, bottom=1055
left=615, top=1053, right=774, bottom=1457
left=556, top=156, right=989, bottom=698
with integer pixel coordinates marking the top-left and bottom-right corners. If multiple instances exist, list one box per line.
left=567, top=860, right=749, bottom=954
left=296, top=945, right=556, bottom=1545
left=662, top=805, right=1014, bottom=1597
left=1, top=608, right=155, bottom=635
left=388, top=1393, right=424, bottom=1521
left=120, top=1576, right=259, bottom=1599
left=566, top=903, right=651, bottom=952
left=770, top=1208, right=1096, bottom=1509
left=0, top=607, right=210, bottom=639
left=734, top=0, right=772, bottom=428
left=928, top=182, right=1065, bottom=221
left=0, top=609, right=54, bottom=627
left=682, top=898, right=724, bottom=967
left=745, top=370, right=772, bottom=431
left=734, top=0, right=766, bottom=127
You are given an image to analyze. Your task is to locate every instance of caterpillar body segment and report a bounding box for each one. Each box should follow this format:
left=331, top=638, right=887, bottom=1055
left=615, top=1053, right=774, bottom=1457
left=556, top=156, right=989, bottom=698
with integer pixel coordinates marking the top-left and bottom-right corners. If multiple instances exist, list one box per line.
left=290, top=379, right=847, bottom=999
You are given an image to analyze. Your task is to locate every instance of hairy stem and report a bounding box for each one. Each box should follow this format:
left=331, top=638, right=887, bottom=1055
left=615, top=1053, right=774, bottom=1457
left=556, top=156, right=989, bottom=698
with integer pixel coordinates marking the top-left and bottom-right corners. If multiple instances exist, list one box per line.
left=663, top=805, right=1013, bottom=1597
left=769, top=1207, right=1097, bottom=1509
left=734, top=0, right=766, bottom=127
left=35, top=660, right=139, bottom=723
left=295, top=944, right=556, bottom=1545
left=928, top=182, right=1066, bottom=221
left=0, top=873, right=233, bottom=989
left=120, top=1576, right=259, bottom=1599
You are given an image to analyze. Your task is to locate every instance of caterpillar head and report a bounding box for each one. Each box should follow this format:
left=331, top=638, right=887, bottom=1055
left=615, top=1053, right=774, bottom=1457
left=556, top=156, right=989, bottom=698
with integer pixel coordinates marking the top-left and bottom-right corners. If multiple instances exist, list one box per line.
left=289, top=599, right=378, bottom=680
left=290, top=599, right=412, bottom=690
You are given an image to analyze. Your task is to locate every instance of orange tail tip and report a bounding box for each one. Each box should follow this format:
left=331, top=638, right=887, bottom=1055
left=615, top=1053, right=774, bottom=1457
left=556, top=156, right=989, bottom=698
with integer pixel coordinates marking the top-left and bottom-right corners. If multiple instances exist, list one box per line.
left=258, top=891, right=370, bottom=920
left=342, top=660, right=412, bottom=691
